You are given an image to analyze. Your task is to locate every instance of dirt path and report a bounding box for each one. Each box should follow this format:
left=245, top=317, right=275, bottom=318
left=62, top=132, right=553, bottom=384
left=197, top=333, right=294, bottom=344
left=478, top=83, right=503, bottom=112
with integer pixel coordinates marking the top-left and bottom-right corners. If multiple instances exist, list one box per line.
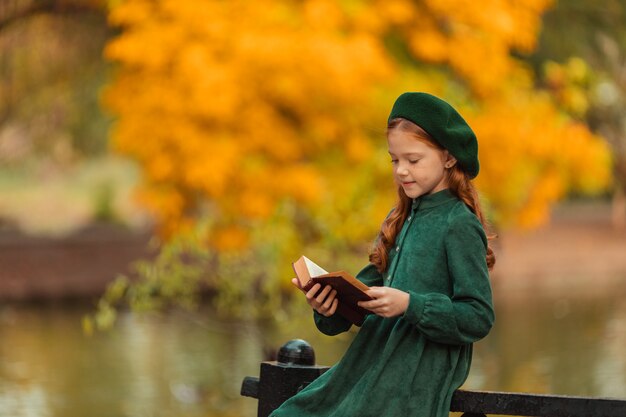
left=493, top=201, right=626, bottom=299
left=1, top=201, right=624, bottom=301
left=0, top=224, right=152, bottom=301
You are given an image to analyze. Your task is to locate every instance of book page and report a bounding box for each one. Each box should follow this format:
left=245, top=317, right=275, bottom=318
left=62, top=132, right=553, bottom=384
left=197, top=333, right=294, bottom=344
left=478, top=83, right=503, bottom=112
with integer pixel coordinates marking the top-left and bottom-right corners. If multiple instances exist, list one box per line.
left=303, top=256, right=328, bottom=277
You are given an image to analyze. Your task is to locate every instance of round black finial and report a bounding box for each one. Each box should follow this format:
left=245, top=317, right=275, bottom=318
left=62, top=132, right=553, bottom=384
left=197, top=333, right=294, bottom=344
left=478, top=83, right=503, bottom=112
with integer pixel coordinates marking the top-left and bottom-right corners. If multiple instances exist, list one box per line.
left=277, top=339, right=315, bottom=366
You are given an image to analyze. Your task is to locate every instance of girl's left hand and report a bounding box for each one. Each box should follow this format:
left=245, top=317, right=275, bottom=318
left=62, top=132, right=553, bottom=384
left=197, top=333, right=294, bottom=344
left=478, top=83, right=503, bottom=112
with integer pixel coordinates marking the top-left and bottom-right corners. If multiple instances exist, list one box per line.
left=358, top=287, right=409, bottom=318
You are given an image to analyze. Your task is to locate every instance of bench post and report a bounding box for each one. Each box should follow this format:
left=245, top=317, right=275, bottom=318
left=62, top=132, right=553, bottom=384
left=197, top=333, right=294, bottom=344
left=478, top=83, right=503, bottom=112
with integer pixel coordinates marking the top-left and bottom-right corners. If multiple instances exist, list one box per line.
left=241, top=339, right=330, bottom=417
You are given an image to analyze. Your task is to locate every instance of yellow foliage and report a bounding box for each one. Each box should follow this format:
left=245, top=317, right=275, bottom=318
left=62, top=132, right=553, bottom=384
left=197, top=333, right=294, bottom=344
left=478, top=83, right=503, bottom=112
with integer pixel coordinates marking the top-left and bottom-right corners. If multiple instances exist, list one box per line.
left=471, top=89, right=611, bottom=227
left=103, top=0, right=611, bottom=262
left=213, top=225, right=250, bottom=252
left=544, top=57, right=593, bottom=117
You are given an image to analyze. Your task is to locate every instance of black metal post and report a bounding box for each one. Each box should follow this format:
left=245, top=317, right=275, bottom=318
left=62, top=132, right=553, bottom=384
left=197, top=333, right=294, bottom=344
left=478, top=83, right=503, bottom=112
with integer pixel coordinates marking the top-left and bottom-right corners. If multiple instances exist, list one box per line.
left=241, top=339, right=330, bottom=417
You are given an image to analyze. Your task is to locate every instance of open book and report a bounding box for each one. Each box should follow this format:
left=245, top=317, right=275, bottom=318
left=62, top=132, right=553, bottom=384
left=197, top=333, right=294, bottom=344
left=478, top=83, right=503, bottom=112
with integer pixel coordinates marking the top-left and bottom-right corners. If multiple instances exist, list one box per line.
left=292, top=256, right=373, bottom=326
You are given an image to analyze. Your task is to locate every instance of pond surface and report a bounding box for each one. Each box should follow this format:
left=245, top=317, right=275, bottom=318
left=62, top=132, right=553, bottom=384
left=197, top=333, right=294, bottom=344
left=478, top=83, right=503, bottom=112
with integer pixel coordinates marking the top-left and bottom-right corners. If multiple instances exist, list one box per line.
left=1, top=283, right=626, bottom=417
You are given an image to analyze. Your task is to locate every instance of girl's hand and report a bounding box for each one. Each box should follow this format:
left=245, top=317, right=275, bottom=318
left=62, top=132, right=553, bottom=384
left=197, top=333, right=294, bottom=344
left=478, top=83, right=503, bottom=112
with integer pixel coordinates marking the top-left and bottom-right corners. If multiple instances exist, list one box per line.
left=292, top=279, right=339, bottom=317
left=358, top=287, right=409, bottom=318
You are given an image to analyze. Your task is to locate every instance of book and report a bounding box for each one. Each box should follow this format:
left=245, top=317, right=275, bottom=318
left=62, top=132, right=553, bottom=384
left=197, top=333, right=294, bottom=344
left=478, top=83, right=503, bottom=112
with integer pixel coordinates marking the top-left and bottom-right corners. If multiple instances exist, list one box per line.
left=292, top=255, right=373, bottom=326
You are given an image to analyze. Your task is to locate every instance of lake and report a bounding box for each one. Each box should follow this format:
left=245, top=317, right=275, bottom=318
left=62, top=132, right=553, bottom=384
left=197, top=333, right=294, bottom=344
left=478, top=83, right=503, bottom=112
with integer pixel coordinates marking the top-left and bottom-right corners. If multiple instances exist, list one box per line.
left=1, top=283, right=626, bottom=417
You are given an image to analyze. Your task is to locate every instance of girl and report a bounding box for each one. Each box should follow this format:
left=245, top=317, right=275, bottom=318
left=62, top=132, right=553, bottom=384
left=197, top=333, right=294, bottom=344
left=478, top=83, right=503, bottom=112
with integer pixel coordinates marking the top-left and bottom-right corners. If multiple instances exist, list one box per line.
left=271, top=92, right=495, bottom=417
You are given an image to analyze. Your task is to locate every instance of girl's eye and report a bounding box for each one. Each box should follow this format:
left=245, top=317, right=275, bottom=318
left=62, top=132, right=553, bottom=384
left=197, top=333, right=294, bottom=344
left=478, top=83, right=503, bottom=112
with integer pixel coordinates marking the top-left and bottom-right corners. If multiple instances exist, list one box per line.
left=409, top=160, right=418, bottom=164
left=390, top=159, right=398, bottom=164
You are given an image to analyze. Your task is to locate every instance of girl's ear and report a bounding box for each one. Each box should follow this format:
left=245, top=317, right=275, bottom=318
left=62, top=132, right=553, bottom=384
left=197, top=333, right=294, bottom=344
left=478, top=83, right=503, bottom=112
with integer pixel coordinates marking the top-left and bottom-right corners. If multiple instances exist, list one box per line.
left=444, top=153, right=457, bottom=169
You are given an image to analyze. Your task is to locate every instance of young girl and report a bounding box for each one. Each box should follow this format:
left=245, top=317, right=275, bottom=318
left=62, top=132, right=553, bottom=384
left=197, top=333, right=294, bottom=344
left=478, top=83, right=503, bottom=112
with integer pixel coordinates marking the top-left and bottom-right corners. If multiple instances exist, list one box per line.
left=271, top=92, right=495, bottom=417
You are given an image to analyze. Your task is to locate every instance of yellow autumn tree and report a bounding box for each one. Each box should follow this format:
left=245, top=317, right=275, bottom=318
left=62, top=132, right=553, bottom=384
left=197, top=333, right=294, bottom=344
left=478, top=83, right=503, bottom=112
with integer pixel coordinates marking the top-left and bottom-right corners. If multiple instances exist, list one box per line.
left=101, top=0, right=611, bottom=310
left=104, top=0, right=394, bottom=247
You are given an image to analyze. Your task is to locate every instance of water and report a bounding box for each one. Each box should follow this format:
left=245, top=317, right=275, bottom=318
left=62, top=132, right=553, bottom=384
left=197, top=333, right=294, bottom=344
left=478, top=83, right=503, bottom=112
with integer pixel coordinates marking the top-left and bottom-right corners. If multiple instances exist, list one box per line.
left=1, top=286, right=625, bottom=417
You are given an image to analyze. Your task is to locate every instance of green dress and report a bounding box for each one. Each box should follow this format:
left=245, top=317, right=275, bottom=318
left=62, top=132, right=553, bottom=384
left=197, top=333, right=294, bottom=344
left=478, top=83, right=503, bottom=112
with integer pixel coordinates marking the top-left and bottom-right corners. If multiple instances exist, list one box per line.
left=270, top=189, right=495, bottom=417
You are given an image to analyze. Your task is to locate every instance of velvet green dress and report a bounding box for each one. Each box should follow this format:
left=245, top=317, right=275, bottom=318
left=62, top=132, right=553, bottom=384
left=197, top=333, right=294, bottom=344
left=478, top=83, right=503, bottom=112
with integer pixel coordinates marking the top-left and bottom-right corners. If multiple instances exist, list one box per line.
left=270, top=189, right=495, bottom=417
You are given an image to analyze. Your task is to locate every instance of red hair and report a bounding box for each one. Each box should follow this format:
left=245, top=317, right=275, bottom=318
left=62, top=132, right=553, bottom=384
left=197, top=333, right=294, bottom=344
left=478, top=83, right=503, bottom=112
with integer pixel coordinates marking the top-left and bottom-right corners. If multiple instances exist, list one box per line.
left=369, top=118, right=496, bottom=273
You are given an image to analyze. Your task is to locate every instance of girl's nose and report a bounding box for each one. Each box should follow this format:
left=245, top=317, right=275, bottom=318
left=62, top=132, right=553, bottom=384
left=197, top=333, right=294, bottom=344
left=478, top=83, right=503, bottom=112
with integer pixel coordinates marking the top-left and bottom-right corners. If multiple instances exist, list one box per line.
left=396, top=163, right=409, bottom=176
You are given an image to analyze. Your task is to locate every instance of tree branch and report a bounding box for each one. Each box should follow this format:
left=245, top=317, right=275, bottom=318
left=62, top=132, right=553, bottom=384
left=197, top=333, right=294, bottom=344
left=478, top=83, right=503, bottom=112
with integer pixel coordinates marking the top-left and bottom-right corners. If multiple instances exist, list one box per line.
left=0, top=0, right=105, bottom=32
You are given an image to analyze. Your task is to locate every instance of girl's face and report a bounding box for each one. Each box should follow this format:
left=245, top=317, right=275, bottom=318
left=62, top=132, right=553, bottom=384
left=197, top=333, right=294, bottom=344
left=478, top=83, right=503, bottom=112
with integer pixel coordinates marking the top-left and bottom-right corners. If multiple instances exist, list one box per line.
left=387, top=128, right=455, bottom=199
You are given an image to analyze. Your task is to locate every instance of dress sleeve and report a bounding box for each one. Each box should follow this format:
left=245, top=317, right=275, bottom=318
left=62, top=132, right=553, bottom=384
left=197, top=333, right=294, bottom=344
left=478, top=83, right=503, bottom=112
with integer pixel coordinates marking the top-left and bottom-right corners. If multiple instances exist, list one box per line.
left=314, top=262, right=384, bottom=335
left=402, top=214, right=495, bottom=345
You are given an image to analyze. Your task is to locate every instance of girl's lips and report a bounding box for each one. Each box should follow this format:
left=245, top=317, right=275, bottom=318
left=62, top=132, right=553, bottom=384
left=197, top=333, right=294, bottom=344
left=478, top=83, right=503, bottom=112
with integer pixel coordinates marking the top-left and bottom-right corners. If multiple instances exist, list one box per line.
left=402, top=181, right=416, bottom=186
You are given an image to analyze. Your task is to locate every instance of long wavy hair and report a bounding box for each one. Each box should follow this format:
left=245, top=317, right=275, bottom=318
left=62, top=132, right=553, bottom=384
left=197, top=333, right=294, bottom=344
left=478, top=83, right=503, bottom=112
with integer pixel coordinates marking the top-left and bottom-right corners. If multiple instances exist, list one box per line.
left=369, top=118, right=496, bottom=273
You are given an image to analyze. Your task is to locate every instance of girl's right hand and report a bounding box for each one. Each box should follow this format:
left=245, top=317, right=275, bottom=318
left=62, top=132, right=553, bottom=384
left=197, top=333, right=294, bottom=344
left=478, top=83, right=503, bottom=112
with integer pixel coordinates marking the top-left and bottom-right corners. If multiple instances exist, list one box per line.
left=292, top=279, right=339, bottom=317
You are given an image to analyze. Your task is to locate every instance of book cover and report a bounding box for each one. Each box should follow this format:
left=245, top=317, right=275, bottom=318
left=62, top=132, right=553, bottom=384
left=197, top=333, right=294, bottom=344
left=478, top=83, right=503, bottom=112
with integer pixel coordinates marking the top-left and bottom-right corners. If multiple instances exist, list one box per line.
left=292, top=256, right=373, bottom=326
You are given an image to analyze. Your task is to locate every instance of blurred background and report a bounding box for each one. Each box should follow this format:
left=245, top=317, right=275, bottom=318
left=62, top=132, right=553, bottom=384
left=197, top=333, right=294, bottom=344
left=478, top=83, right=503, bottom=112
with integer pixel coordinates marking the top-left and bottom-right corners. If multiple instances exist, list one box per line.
left=1, top=0, right=626, bottom=416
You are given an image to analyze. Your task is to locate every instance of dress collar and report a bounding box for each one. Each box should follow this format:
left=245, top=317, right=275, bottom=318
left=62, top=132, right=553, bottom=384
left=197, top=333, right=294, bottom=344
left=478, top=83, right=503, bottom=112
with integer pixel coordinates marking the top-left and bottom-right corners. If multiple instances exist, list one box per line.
left=412, top=189, right=456, bottom=211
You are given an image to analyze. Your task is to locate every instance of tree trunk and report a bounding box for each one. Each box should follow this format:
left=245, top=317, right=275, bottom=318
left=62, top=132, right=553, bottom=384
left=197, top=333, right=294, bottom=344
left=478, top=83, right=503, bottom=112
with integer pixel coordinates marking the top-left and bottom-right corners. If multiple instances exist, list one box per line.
left=612, top=184, right=626, bottom=231
left=612, top=154, right=626, bottom=231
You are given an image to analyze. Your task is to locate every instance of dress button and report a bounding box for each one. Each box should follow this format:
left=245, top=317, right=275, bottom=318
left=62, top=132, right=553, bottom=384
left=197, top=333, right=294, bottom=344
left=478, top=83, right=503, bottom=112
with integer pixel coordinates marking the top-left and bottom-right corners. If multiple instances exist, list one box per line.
left=395, top=246, right=400, bottom=252
left=408, top=216, right=412, bottom=221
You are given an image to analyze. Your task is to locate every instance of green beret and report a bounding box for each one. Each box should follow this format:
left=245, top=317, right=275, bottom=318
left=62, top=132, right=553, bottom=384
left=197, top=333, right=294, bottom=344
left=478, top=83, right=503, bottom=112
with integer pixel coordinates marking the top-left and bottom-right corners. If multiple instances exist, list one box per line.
left=388, top=92, right=479, bottom=178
